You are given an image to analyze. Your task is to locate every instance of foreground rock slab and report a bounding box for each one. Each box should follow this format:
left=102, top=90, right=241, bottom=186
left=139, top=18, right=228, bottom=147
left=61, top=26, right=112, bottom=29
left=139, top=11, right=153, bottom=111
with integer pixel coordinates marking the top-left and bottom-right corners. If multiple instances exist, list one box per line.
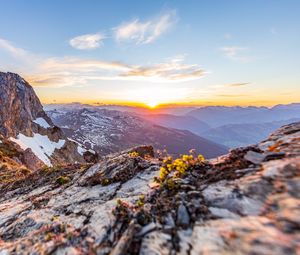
left=0, top=123, right=300, bottom=254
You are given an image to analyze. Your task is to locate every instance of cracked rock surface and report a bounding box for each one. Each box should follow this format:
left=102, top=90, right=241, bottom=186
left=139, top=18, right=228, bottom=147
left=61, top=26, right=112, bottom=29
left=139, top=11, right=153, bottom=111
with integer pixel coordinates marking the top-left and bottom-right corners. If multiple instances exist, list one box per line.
left=1, top=123, right=300, bottom=254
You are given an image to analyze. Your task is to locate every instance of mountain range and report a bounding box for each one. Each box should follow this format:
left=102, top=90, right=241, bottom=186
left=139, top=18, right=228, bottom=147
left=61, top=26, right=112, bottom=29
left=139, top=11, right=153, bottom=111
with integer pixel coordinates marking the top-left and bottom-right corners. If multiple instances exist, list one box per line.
left=45, top=102, right=300, bottom=148
left=46, top=107, right=227, bottom=158
left=1, top=71, right=299, bottom=167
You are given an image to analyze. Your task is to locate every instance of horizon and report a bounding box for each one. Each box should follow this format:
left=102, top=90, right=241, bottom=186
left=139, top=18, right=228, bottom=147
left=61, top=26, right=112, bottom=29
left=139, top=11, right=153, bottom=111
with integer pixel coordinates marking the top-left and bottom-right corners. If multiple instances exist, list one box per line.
left=42, top=100, right=300, bottom=109
left=0, top=0, right=300, bottom=107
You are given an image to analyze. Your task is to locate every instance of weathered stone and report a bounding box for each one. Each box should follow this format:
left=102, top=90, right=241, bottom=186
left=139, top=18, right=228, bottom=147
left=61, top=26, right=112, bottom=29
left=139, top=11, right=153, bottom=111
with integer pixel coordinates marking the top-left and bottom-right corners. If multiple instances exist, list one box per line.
left=0, top=72, right=85, bottom=168
left=244, top=150, right=265, bottom=164
left=140, top=231, right=173, bottom=255
left=0, top=123, right=300, bottom=254
left=177, top=204, right=190, bottom=227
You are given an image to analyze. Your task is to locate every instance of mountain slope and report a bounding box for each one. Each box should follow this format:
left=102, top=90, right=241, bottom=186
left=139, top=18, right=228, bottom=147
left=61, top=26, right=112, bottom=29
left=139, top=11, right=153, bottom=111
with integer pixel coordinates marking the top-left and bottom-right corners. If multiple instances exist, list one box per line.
left=137, top=113, right=211, bottom=134
left=203, top=118, right=300, bottom=148
left=47, top=107, right=227, bottom=158
left=187, top=105, right=300, bottom=127
left=0, top=72, right=86, bottom=168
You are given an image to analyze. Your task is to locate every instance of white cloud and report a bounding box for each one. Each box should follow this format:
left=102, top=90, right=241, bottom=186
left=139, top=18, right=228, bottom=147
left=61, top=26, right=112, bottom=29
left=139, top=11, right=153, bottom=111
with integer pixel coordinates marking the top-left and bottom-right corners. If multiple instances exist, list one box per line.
left=69, top=33, right=106, bottom=50
left=27, top=55, right=205, bottom=87
left=0, top=38, right=29, bottom=58
left=120, top=56, right=205, bottom=82
left=114, top=10, right=177, bottom=44
left=0, top=37, right=204, bottom=87
left=220, top=46, right=252, bottom=62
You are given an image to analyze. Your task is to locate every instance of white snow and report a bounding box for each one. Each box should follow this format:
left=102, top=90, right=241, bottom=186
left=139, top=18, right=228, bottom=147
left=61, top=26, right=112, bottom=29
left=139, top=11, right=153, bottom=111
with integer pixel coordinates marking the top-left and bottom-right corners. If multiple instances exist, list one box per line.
left=77, top=146, right=87, bottom=156
left=10, top=133, right=65, bottom=166
left=68, top=139, right=95, bottom=155
left=33, top=118, right=51, bottom=129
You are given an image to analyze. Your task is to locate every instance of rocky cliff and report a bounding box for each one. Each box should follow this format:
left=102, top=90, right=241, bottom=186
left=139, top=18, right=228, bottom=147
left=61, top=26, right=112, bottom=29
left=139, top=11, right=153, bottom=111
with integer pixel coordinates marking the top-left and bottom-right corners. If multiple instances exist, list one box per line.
left=0, top=122, right=299, bottom=254
left=0, top=72, right=86, bottom=169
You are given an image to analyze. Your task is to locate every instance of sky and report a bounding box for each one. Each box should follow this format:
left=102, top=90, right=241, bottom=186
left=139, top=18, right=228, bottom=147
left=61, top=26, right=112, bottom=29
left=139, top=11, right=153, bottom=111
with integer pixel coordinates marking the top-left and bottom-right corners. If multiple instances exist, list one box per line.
left=0, top=0, right=299, bottom=107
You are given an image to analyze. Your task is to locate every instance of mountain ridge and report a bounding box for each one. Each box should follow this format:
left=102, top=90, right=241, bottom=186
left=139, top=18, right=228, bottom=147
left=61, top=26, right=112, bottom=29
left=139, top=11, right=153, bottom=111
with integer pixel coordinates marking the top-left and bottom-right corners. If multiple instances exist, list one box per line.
left=46, top=107, right=227, bottom=158
left=0, top=72, right=87, bottom=169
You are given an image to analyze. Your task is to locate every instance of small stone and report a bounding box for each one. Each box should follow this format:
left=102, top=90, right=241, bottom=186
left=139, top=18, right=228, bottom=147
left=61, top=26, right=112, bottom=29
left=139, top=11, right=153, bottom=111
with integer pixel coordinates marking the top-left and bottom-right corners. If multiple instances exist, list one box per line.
left=136, top=222, right=157, bottom=237
left=177, top=204, right=190, bottom=227
left=209, top=207, right=240, bottom=219
left=244, top=151, right=265, bottom=164
left=164, top=213, right=175, bottom=228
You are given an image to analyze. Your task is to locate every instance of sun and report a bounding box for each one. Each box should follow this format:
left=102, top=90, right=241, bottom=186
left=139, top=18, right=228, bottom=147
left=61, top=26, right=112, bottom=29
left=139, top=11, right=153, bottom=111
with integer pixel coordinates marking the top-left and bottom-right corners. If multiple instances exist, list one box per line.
left=146, top=101, right=158, bottom=108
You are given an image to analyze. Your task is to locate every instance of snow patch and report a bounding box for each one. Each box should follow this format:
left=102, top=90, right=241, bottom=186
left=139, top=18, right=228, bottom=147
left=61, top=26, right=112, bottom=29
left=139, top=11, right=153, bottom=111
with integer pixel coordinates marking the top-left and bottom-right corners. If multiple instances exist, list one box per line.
left=10, top=133, right=65, bottom=166
left=77, top=146, right=87, bottom=156
left=68, top=138, right=95, bottom=155
left=33, top=118, right=51, bottom=129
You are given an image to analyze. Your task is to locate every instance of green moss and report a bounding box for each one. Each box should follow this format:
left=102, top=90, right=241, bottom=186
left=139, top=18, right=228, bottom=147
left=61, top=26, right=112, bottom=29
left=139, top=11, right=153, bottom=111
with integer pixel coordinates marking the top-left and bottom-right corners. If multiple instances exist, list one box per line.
left=55, top=176, right=71, bottom=185
left=101, top=178, right=111, bottom=186
left=136, top=195, right=145, bottom=207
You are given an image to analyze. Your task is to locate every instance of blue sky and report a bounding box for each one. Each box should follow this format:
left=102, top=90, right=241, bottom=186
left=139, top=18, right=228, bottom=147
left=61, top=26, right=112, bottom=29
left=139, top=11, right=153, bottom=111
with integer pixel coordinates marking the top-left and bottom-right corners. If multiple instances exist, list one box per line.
left=0, top=0, right=299, bottom=106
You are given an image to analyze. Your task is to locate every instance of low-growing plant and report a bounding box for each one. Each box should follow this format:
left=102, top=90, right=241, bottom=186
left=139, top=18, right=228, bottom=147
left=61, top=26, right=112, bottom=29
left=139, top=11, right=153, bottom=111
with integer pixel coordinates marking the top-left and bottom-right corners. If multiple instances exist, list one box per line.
left=157, top=152, right=205, bottom=183
left=55, top=176, right=70, bottom=185
left=101, top=178, right=111, bottom=186
left=113, top=199, right=132, bottom=222
left=136, top=195, right=145, bottom=207
left=128, top=151, right=139, bottom=158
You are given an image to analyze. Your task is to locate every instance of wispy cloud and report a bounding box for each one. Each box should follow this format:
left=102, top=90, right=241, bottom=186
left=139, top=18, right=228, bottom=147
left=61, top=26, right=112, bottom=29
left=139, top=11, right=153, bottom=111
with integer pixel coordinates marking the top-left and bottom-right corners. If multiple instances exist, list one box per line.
left=69, top=33, right=106, bottom=50
left=0, top=38, right=29, bottom=58
left=226, top=82, right=250, bottom=87
left=114, top=10, right=177, bottom=44
left=28, top=56, right=205, bottom=87
left=120, top=56, right=205, bottom=82
left=220, top=46, right=252, bottom=62
left=0, top=37, right=205, bottom=87
left=217, top=94, right=247, bottom=97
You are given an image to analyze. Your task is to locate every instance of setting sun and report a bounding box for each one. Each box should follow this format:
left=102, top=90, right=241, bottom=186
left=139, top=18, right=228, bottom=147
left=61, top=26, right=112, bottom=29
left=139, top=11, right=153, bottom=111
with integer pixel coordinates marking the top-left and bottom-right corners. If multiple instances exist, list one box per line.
left=146, top=101, right=158, bottom=108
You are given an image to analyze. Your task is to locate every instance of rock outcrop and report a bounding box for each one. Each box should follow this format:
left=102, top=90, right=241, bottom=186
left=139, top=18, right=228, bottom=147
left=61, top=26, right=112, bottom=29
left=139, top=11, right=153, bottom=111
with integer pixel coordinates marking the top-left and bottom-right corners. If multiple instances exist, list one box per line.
left=0, top=72, right=86, bottom=168
left=0, top=122, right=299, bottom=254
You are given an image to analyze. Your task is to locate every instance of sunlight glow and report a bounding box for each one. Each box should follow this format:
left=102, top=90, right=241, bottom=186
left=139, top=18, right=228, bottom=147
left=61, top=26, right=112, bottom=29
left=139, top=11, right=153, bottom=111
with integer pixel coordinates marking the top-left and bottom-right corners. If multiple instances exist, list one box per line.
left=146, top=101, right=158, bottom=108
left=124, top=87, right=189, bottom=108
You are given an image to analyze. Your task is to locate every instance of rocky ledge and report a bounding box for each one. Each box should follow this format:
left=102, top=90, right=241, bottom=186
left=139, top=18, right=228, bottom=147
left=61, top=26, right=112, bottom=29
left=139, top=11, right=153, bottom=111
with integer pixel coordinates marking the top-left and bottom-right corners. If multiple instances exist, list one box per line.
left=0, top=123, right=300, bottom=254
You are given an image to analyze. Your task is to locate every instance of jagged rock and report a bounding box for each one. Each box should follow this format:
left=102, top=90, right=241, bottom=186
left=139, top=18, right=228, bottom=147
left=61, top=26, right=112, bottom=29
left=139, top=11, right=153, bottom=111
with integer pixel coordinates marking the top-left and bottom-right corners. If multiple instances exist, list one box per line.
left=0, top=72, right=49, bottom=137
left=21, top=148, right=45, bottom=171
left=0, top=72, right=86, bottom=168
left=0, top=123, right=299, bottom=254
